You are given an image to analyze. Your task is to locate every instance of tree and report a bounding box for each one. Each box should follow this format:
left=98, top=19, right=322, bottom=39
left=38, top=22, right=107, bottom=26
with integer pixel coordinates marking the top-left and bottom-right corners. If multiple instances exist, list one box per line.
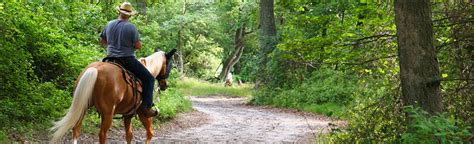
left=217, top=2, right=257, bottom=81
left=394, top=0, right=443, bottom=114
left=218, top=25, right=246, bottom=80
left=257, top=0, right=277, bottom=86
left=176, top=0, right=187, bottom=76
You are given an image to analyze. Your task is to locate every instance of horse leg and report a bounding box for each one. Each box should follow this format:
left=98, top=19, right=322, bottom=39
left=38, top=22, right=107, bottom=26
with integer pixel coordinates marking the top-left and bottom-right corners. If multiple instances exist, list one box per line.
left=72, top=115, right=85, bottom=144
left=124, top=116, right=133, bottom=144
left=139, top=115, right=154, bottom=144
left=99, top=114, right=113, bottom=144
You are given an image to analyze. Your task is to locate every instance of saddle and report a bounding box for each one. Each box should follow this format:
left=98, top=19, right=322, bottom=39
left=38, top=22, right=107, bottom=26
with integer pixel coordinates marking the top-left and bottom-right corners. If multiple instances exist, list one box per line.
left=102, top=57, right=143, bottom=117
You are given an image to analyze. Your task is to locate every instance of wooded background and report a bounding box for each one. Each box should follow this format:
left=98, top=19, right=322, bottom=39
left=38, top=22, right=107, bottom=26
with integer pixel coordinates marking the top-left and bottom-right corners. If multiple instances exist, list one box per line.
left=0, top=1, right=472, bottom=143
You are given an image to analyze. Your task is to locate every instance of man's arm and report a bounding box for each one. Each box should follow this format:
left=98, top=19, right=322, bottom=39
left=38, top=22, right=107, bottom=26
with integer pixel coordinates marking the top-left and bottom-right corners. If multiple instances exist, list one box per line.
left=129, top=24, right=141, bottom=50
left=100, top=27, right=107, bottom=47
left=135, top=41, right=142, bottom=49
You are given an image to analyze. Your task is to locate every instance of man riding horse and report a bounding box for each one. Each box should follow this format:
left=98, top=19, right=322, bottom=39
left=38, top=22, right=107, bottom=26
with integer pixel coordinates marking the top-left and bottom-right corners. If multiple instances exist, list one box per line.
left=51, top=3, right=176, bottom=143
left=100, top=2, right=157, bottom=117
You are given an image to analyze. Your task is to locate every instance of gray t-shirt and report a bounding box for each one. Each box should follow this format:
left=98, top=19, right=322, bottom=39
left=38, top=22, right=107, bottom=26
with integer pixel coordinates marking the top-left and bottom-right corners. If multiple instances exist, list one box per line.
left=100, top=19, right=140, bottom=57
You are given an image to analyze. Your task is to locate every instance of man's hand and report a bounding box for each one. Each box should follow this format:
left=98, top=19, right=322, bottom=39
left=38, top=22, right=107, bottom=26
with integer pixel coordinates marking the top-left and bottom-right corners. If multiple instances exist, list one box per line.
left=100, top=38, right=107, bottom=46
left=135, top=41, right=142, bottom=49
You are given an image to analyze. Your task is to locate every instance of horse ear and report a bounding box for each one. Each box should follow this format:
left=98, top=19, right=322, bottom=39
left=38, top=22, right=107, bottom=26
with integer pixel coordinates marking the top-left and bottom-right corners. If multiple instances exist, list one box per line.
left=165, top=49, right=177, bottom=59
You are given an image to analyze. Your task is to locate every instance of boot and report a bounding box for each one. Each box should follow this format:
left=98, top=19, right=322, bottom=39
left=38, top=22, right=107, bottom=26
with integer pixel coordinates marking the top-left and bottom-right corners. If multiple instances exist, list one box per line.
left=140, top=105, right=158, bottom=118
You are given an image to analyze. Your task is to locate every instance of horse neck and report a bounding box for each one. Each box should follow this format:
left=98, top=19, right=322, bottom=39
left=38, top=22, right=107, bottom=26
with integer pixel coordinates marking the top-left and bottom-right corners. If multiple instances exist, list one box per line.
left=144, top=53, right=164, bottom=77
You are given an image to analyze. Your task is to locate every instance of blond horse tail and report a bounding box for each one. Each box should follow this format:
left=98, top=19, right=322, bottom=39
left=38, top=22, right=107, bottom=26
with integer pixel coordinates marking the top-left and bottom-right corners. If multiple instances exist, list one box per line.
left=50, top=68, right=98, bottom=142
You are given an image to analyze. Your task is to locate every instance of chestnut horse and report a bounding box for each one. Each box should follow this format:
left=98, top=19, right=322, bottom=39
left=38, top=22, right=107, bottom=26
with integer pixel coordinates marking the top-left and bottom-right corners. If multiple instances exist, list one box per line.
left=51, top=49, right=176, bottom=144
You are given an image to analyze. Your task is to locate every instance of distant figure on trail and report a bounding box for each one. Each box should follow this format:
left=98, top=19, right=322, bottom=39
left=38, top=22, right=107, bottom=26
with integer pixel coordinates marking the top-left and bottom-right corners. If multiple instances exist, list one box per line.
left=100, top=2, right=156, bottom=117
left=225, top=72, right=233, bottom=87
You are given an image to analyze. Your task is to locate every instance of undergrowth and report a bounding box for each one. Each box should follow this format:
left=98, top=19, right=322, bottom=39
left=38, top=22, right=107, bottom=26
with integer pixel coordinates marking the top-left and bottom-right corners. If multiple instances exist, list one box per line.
left=251, top=68, right=356, bottom=118
left=401, top=106, right=472, bottom=143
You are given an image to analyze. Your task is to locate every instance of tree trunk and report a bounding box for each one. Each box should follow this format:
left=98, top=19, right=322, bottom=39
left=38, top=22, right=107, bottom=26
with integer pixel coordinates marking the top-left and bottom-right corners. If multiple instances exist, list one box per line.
left=219, top=26, right=246, bottom=80
left=176, top=1, right=187, bottom=76
left=177, top=30, right=184, bottom=76
left=257, top=0, right=277, bottom=87
left=394, top=0, right=443, bottom=114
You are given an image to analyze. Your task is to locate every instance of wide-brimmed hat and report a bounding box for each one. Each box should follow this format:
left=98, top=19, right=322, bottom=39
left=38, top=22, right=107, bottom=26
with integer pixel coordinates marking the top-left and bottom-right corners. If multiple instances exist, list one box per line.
left=116, top=2, right=136, bottom=16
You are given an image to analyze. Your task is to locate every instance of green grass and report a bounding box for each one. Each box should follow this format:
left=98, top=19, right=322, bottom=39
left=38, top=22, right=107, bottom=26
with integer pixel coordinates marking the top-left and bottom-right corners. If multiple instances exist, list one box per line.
left=302, top=103, right=346, bottom=118
left=176, top=77, right=253, bottom=97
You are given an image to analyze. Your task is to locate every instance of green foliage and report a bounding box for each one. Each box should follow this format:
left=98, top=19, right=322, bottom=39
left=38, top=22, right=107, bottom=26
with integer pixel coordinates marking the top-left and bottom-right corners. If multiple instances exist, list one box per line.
left=143, top=2, right=225, bottom=79
left=176, top=77, right=253, bottom=97
left=0, top=2, right=103, bottom=138
left=329, top=80, right=405, bottom=143
left=402, top=106, right=472, bottom=143
left=0, top=1, right=472, bottom=142
left=252, top=1, right=473, bottom=143
left=0, top=83, right=69, bottom=125
left=156, top=69, right=193, bottom=120
left=0, top=2, right=191, bottom=141
left=0, top=131, right=6, bottom=142
left=156, top=88, right=192, bottom=120
left=251, top=68, right=357, bottom=117
left=433, top=0, right=474, bottom=134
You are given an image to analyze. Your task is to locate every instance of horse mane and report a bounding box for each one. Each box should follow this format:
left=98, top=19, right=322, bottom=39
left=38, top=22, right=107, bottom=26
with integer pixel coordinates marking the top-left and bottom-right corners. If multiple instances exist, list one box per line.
left=142, top=51, right=166, bottom=77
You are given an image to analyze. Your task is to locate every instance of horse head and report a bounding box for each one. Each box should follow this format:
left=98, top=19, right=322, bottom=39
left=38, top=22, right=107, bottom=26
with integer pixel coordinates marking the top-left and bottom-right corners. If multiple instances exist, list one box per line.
left=142, top=49, right=177, bottom=91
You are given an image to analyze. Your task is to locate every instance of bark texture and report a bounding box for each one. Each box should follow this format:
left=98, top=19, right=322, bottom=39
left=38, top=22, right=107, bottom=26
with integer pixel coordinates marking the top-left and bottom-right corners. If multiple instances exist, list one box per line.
left=257, top=0, right=277, bottom=86
left=395, top=0, right=443, bottom=114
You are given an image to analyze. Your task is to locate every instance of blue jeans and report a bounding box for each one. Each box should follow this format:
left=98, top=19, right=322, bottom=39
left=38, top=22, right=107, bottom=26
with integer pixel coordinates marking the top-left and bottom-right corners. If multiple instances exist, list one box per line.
left=116, top=56, right=155, bottom=108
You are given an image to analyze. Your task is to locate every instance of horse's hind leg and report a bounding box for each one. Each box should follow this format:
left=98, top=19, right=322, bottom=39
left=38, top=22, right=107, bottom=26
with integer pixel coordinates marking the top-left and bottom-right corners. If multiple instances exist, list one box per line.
left=72, top=114, right=85, bottom=144
left=124, top=116, right=134, bottom=144
left=99, top=113, right=113, bottom=144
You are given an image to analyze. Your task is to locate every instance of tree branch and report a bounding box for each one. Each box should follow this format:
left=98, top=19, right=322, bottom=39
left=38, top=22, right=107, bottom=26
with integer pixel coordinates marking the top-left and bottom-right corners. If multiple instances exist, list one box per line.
left=345, top=55, right=397, bottom=65
left=244, top=29, right=256, bottom=35
left=339, top=34, right=396, bottom=46
left=439, top=78, right=474, bottom=81
left=430, top=77, right=474, bottom=84
left=434, top=19, right=474, bottom=27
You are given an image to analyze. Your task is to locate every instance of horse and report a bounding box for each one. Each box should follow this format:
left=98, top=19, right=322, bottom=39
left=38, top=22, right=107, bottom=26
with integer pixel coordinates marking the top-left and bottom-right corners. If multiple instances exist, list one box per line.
left=50, top=49, right=176, bottom=144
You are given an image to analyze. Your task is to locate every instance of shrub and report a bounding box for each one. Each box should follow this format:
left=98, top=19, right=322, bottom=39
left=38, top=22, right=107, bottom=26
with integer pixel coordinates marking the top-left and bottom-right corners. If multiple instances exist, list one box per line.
left=252, top=68, right=357, bottom=117
left=156, top=88, right=192, bottom=120
left=402, top=106, right=472, bottom=143
left=329, top=85, right=472, bottom=143
left=0, top=131, right=6, bottom=142
left=328, top=79, right=405, bottom=143
left=0, top=2, right=106, bottom=140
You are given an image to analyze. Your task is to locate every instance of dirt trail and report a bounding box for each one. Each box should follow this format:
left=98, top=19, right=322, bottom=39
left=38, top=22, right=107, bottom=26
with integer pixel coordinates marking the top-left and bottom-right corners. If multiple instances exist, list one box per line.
left=67, top=96, right=336, bottom=143
left=154, top=96, right=332, bottom=143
